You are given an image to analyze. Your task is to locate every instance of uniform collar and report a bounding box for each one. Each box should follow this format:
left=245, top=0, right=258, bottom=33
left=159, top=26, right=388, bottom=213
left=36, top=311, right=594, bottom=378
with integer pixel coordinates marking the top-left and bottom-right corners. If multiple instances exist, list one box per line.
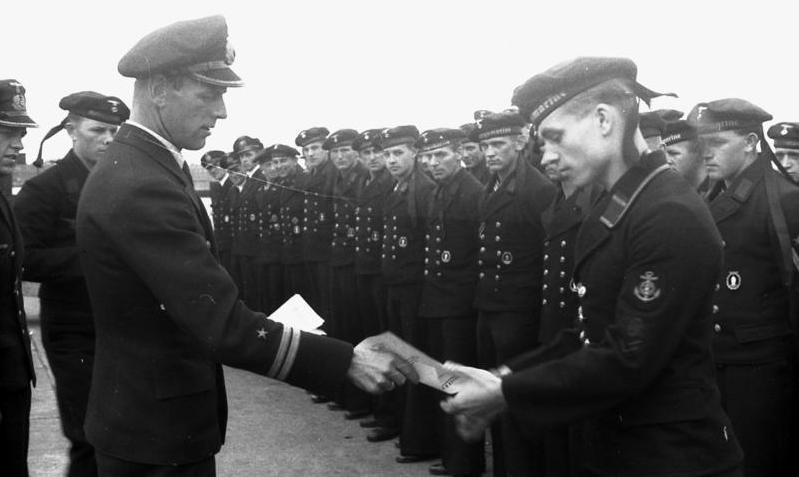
left=126, top=120, right=184, bottom=168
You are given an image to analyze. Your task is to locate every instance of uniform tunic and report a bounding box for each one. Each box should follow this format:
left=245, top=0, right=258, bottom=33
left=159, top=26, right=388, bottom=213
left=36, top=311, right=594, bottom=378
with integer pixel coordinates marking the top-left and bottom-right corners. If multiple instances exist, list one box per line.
left=502, top=152, right=743, bottom=477
left=707, top=156, right=799, bottom=476
left=14, top=150, right=96, bottom=476
left=302, top=159, right=337, bottom=319
left=0, top=189, right=35, bottom=477
left=380, top=167, right=437, bottom=456
left=77, top=124, right=353, bottom=465
left=418, top=168, right=485, bottom=475
left=231, top=167, right=265, bottom=309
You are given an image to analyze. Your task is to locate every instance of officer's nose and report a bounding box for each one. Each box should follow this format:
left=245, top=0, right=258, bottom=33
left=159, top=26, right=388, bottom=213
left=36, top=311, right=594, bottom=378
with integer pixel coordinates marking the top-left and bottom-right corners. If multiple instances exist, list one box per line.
left=215, top=97, right=227, bottom=120
left=9, top=134, right=23, bottom=152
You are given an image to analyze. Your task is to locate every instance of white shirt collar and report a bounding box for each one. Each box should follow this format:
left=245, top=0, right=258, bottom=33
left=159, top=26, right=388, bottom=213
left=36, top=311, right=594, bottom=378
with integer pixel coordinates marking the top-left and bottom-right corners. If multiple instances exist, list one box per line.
left=220, top=173, right=229, bottom=186
left=126, top=120, right=184, bottom=167
left=246, top=165, right=260, bottom=178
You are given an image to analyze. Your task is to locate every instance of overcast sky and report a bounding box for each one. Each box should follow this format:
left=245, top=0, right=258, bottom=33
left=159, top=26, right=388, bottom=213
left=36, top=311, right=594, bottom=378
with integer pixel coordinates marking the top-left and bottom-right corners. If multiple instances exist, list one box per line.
left=7, top=0, right=799, bottom=164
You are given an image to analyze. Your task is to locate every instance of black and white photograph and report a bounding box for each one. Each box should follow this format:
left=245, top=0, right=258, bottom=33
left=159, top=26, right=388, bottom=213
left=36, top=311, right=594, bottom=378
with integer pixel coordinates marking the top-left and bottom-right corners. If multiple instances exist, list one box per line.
left=2, top=0, right=798, bottom=475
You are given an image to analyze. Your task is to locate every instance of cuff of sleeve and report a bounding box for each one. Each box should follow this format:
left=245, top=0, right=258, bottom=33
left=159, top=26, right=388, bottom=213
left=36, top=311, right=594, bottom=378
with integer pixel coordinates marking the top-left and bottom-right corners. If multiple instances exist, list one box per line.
left=283, top=330, right=354, bottom=396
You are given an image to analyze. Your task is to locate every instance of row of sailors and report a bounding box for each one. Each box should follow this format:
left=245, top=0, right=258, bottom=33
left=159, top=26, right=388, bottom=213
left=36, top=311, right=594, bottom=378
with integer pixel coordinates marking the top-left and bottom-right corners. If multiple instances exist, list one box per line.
left=202, top=100, right=799, bottom=477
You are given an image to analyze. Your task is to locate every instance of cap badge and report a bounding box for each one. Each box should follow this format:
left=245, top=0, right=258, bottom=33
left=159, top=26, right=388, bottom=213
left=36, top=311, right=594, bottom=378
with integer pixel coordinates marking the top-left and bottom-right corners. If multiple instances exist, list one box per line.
left=225, top=39, right=236, bottom=65
left=9, top=80, right=25, bottom=111
left=300, top=131, right=306, bottom=139
left=441, top=250, right=451, bottom=263
left=781, top=125, right=791, bottom=136
left=726, top=271, right=741, bottom=291
left=501, top=251, right=513, bottom=265
left=633, top=271, right=661, bottom=302
left=695, top=105, right=707, bottom=121
left=107, top=99, right=120, bottom=113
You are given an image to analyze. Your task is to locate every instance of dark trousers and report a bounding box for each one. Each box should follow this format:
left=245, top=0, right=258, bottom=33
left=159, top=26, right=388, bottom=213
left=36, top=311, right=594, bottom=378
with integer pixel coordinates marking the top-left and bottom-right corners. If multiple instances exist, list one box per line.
left=424, top=314, right=485, bottom=475
left=41, top=306, right=97, bottom=477
left=305, top=261, right=331, bottom=324
left=716, top=359, right=796, bottom=477
left=477, top=309, right=543, bottom=477
left=330, top=264, right=369, bottom=412
left=356, top=273, right=391, bottom=423
left=96, top=452, right=215, bottom=477
left=387, top=283, right=440, bottom=456
left=0, top=384, right=30, bottom=477
left=282, top=263, right=309, bottom=305
left=355, top=273, right=387, bottom=337
left=257, top=262, right=284, bottom=314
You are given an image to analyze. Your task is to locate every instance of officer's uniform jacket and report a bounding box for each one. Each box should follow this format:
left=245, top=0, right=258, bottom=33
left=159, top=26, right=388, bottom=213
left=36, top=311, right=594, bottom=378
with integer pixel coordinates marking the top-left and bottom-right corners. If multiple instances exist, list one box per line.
left=0, top=190, right=35, bottom=390
left=209, top=178, right=234, bottom=254
left=354, top=169, right=394, bottom=276
left=707, top=156, right=799, bottom=364
left=302, top=159, right=337, bottom=263
left=381, top=168, right=436, bottom=286
left=280, top=166, right=307, bottom=266
left=330, top=162, right=369, bottom=268
left=14, top=150, right=92, bottom=318
left=475, top=158, right=556, bottom=312
left=76, top=124, right=352, bottom=465
left=501, top=152, right=743, bottom=477
left=232, top=167, right=265, bottom=257
left=466, top=160, right=491, bottom=186
left=255, top=178, right=283, bottom=265
left=418, top=168, right=482, bottom=318
left=538, top=186, right=597, bottom=343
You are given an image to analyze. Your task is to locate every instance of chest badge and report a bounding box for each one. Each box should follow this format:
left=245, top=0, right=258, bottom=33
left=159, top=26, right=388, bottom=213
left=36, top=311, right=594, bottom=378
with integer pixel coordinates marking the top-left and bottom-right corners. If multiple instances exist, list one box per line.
left=634, top=271, right=661, bottom=302
left=441, top=250, right=451, bottom=263
left=249, top=213, right=256, bottom=222
left=501, top=251, right=513, bottom=265
left=571, top=281, right=587, bottom=298
left=726, top=271, right=741, bottom=291
left=372, top=231, right=381, bottom=242
left=398, top=236, right=408, bottom=248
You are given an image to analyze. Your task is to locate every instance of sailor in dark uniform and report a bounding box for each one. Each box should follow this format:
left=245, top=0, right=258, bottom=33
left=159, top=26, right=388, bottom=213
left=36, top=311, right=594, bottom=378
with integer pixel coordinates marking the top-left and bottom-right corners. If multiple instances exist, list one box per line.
left=472, top=111, right=556, bottom=476
left=767, top=121, right=799, bottom=183
left=297, top=127, right=336, bottom=323
left=661, top=115, right=710, bottom=193
left=202, top=150, right=235, bottom=273
left=0, top=78, right=38, bottom=477
left=325, top=129, right=371, bottom=418
left=253, top=145, right=293, bottom=314
left=416, top=128, right=485, bottom=477
left=379, top=126, right=439, bottom=460
left=352, top=129, right=398, bottom=435
left=691, top=99, right=799, bottom=477
left=442, top=56, right=743, bottom=477
left=459, top=123, right=491, bottom=186
left=230, top=135, right=265, bottom=308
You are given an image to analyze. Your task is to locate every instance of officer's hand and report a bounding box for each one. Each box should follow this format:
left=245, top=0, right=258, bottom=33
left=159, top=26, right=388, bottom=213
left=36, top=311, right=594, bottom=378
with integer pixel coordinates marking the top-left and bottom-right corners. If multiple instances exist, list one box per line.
left=347, top=340, right=419, bottom=394
left=440, top=362, right=506, bottom=440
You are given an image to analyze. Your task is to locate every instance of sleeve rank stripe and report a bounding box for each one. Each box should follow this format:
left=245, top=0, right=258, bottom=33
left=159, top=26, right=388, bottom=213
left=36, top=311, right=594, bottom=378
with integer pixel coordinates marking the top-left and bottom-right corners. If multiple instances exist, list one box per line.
left=267, top=325, right=292, bottom=379
left=276, top=327, right=301, bottom=381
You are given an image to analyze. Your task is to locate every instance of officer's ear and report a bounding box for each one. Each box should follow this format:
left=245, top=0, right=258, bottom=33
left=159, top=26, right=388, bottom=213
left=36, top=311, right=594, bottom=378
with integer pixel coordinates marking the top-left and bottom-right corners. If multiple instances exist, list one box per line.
left=146, top=74, right=174, bottom=108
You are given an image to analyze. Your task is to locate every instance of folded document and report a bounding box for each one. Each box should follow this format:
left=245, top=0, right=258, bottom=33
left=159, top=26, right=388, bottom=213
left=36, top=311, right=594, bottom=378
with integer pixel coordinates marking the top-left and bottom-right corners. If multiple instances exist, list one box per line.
left=360, top=332, right=467, bottom=395
left=268, top=294, right=326, bottom=334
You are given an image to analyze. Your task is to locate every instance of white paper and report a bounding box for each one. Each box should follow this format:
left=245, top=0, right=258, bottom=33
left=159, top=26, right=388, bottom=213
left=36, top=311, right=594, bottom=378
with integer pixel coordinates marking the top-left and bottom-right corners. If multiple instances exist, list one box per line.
left=267, top=294, right=325, bottom=333
left=360, top=332, right=467, bottom=395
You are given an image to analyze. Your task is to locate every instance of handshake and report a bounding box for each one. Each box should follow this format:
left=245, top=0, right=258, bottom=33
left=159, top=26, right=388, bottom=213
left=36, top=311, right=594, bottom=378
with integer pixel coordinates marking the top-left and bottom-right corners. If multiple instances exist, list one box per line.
left=345, top=332, right=509, bottom=442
